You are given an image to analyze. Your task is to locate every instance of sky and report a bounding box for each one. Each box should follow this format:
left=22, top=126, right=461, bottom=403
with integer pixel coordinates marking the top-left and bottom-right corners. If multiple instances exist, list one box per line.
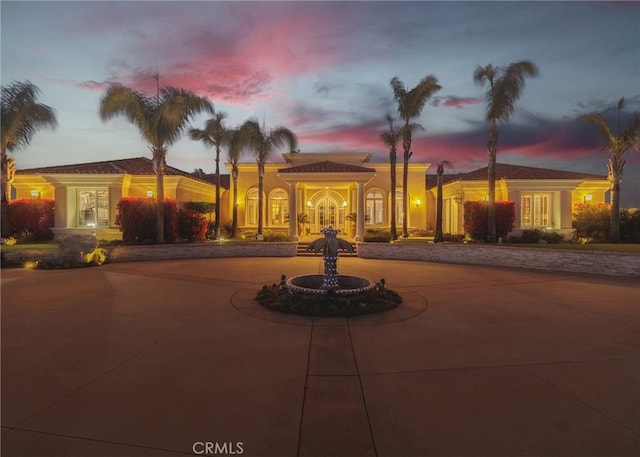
left=2, top=1, right=639, bottom=206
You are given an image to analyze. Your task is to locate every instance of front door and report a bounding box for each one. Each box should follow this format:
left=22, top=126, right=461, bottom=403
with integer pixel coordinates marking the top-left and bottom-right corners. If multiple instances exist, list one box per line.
left=308, top=190, right=347, bottom=234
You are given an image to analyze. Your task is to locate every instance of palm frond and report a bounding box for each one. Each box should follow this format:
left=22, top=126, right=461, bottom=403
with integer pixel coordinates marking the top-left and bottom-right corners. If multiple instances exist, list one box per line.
left=579, top=113, right=616, bottom=148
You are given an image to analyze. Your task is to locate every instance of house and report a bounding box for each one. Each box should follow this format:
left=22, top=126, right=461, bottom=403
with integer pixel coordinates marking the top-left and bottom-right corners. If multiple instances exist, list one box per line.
left=426, top=163, right=610, bottom=237
left=11, top=154, right=610, bottom=241
left=12, top=157, right=223, bottom=240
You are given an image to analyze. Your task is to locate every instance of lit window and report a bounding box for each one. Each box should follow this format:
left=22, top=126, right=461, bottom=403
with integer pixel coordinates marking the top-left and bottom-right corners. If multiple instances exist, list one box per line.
left=246, top=188, right=259, bottom=226
left=366, top=190, right=384, bottom=225
left=395, top=189, right=405, bottom=225
left=521, top=194, right=550, bottom=228
left=270, top=189, right=288, bottom=225
left=78, top=189, right=109, bottom=227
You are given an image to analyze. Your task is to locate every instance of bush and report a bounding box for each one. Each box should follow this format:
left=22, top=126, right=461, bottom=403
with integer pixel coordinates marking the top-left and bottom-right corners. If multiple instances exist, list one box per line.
left=620, top=208, right=640, bottom=242
left=572, top=203, right=610, bottom=241
left=116, top=198, right=178, bottom=243
left=363, top=229, right=392, bottom=243
left=463, top=201, right=515, bottom=241
left=541, top=231, right=564, bottom=244
left=178, top=209, right=208, bottom=242
left=7, top=199, right=55, bottom=242
left=183, top=201, right=215, bottom=214
left=263, top=231, right=290, bottom=242
left=220, top=220, right=235, bottom=238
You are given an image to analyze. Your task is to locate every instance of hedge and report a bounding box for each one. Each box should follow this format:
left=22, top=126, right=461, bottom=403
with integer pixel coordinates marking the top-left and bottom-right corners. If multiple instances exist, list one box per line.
left=178, top=209, right=208, bottom=242
left=116, top=198, right=178, bottom=243
left=7, top=198, right=55, bottom=241
left=464, top=201, right=515, bottom=241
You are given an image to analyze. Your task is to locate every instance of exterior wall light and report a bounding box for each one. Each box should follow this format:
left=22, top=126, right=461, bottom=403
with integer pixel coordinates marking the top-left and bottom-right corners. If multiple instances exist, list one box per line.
left=342, top=201, right=348, bottom=207
left=307, top=200, right=312, bottom=208
left=584, top=194, right=593, bottom=203
left=146, top=189, right=154, bottom=198
left=415, top=199, right=421, bottom=208
left=30, top=189, right=40, bottom=198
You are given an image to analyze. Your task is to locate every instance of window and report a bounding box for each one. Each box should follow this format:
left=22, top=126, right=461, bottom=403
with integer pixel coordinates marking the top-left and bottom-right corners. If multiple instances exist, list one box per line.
left=270, top=189, right=288, bottom=225
left=246, top=188, right=259, bottom=226
left=366, top=190, right=384, bottom=225
left=78, top=189, right=109, bottom=227
left=521, top=194, right=550, bottom=228
left=395, top=189, right=405, bottom=225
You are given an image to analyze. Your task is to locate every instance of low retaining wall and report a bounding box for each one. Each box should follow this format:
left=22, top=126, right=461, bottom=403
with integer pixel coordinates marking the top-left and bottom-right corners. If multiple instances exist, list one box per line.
left=105, top=242, right=298, bottom=263
left=356, top=242, right=640, bottom=277
left=1, top=242, right=298, bottom=266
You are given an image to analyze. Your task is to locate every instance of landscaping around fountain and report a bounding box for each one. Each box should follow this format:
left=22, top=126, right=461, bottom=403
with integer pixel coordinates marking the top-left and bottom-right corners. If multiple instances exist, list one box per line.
left=255, top=227, right=402, bottom=317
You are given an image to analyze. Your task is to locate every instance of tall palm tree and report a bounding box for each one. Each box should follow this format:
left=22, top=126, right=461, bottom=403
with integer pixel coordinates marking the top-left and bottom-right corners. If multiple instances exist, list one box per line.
left=100, top=85, right=213, bottom=243
left=380, top=115, right=402, bottom=240
left=189, top=112, right=231, bottom=239
left=580, top=98, right=640, bottom=242
left=390, top=75, right=441, bottom=238
left=237, top=118, right=297, bottom=236
left=1, top=81, right=57, bottom=237
left=434, top=160, right=453, bottom=243
left=474, top=60, right=538, bottom=242
left=227, top=127, right=244, bottom=238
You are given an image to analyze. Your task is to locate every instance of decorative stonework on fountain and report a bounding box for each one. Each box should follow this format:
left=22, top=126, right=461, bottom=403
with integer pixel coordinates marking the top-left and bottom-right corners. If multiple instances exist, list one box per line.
left=256, top=226, right=402, bottom=316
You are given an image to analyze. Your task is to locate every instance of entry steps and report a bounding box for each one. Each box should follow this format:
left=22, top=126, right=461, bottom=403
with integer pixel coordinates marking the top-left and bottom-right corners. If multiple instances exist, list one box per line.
left=296, top=242, right=358, bottom=257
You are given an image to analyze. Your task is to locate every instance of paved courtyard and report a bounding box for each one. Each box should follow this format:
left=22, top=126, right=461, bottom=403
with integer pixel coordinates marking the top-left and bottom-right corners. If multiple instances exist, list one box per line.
left=1, top=257, right=639, bottom=456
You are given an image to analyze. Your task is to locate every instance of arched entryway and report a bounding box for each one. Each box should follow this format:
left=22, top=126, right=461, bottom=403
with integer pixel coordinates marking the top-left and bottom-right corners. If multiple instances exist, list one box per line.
left=307, top=189, right=348, bottom=234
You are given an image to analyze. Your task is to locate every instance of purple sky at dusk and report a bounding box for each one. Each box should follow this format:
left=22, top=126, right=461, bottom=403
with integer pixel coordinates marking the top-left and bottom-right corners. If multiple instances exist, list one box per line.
left=2, top=1, right=639, bottom=206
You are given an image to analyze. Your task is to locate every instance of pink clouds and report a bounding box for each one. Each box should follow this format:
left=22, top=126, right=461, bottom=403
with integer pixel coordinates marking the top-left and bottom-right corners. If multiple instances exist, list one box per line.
left=431, top=95, right=483, bottom=109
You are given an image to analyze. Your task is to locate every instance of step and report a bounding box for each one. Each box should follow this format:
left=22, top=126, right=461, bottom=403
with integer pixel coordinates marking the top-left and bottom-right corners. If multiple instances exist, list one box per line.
left=297, top=243, right=357, bottom=257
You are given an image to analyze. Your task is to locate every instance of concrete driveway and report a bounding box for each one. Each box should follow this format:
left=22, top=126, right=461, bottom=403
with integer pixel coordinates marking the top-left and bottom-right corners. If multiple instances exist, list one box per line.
left=2, top=257, right=638, bottom=456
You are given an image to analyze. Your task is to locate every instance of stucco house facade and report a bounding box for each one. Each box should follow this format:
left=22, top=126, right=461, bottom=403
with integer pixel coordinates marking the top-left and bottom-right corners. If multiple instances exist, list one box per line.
left=426, top=163, right=610, bottom=237
left=11, top=153, right=609, bottom=241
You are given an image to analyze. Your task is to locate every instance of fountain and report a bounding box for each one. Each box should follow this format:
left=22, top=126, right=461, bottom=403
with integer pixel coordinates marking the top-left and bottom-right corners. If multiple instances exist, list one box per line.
left=256, top=227, right=401, bottom=316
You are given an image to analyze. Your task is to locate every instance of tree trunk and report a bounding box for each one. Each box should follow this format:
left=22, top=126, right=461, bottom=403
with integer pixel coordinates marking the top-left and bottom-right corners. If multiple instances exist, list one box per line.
left=402, top=132, right=411, bottom=238
left=486, top=119, right=497, bottom=243
left=434, top=170, right=444, bottom=243
left=1, top=146, right=9, bottom=238
left=153, top=148, right=165, bottom=244
left=390, top=154, right=397, bottom=240
left=232, top=168, right=238, bottom=238
left=609, top=172, right=621, bottom=242
left=214, top=146, right=221, bottom=239
left=257, top=162, right=264, bottom=236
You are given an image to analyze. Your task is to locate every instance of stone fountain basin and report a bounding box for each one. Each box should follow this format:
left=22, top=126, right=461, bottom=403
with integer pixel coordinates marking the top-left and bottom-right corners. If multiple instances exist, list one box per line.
left=286, top=274, right=375, bottom=295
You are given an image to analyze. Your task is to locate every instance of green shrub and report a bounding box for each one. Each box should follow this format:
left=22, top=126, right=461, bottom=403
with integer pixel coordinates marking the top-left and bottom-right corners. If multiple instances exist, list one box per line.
left=363, top=229, right=392, bottom=243
left=183, top=201, right=215, bottom=214
left=541, top=231, right=564, bottom=244
left=572, top=203, right=609, bottom=241
left=263, top=232, right=290, bottom=242
left=620, top=208, right=640, bottom=242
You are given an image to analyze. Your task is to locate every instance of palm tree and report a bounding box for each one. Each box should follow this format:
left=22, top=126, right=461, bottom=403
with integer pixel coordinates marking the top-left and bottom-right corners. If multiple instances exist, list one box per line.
left=1, top=81, right=57, bottom=237
left=580, top=98, right=640, bottom=242
left=237, top=118, right=297, bottom=236
left=434, top=160, right=453, bottom=243
left=390, top=75, right=442, bottom=238
left=380, top=115, right=402, bottom=240
left=100, top=85, right=213, bottom=243
left=189, top=112, right=231, bottom=239
left=227, top=128, right=244, bottom=238
left=474, top=61, right=538, bottom=242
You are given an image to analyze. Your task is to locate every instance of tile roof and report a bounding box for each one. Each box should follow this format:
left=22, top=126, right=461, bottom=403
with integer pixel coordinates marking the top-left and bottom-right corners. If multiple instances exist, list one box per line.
left=16, top=157, right=223, bottom=186
left=427, top=163, right=607, bottom=189
left=279, top=161, right=375, bottom=173
left=192, top=173, right=230, bottom=189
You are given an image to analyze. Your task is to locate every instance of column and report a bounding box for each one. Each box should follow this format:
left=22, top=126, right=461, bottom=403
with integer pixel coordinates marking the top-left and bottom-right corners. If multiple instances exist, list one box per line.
left=356, top=182, right=365, bottom=241
left=288, top=182, right=298, bottom=241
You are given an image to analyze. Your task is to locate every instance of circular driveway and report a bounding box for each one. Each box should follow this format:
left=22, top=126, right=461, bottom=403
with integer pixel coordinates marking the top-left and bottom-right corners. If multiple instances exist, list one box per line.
left=2, top=257, right=638, bottom=456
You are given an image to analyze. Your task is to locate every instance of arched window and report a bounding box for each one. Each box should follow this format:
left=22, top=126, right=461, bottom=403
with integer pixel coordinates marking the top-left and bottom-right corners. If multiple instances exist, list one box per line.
left=269, top=188, right=288, bottom=225
left=366, top=190, right=385, bottom=225
left=246, top=188, right=259, bottom=226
